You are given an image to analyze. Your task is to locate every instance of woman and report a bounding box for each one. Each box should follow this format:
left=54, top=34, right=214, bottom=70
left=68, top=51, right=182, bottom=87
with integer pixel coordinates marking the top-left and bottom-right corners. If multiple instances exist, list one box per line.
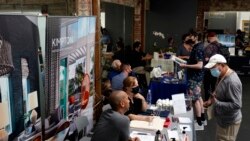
left=123, top=76, right=153, bottom=121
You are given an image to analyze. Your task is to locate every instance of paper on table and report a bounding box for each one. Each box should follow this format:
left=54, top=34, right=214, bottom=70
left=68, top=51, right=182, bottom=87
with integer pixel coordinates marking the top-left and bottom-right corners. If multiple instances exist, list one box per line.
left=178, top=117, right=192, bottom=124
left=179, top=124, right=192, bottom=132
left=130, top=116, right=165, bottom=131
left=130, top=131, right=154, bottom=141
left=167, top=130, right=180, bottom=140
left=172, top=93, right=187, bottom=115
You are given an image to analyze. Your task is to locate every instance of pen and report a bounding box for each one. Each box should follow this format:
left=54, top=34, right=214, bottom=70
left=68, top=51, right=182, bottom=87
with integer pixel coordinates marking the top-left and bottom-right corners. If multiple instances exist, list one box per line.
left=136, top=132, right=148, bottom=135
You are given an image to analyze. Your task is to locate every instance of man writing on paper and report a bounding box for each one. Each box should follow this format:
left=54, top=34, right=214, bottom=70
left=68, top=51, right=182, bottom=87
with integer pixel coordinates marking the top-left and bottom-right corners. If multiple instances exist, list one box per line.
left=91, top=90, right=140, bottom=141
left=204, top=54, right=242, bottom=141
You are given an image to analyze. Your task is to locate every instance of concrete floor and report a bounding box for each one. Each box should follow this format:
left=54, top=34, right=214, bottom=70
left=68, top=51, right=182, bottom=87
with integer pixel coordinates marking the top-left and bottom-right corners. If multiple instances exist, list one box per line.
left=196, top=76, right=250, bottom=141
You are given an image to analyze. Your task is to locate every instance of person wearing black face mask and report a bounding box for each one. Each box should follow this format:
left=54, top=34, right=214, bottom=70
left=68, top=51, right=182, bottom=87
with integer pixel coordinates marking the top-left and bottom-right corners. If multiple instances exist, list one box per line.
left=123, top=76, right=153, bottom=122
left=131, top=86, right=140, bottom=94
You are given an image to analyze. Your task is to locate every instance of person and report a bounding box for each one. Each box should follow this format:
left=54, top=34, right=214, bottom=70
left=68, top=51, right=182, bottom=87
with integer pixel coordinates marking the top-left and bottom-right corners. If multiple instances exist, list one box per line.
left=112, top=38, right=127, bottom=63
left=111, top=63, right=132, bottom=90
left=130, top=41, right=152, bottom=69
left=101, top=28, right=113, bottom=52
left=107, top=59, right=122, bottom=81
left=203, top=32, right=220, bottom=101
left=176, top=33, right=192, bottom=61
left=235, top=29, right=245, bottom=52
left=123, top=76, right=153, bottom=121
left=129, top=41, right=152, bottom=85
left=179, top=31, right=205, bottom=126
left=204, top=54, right=242, bottom=141
left=91, top=90, right=140, bottom=141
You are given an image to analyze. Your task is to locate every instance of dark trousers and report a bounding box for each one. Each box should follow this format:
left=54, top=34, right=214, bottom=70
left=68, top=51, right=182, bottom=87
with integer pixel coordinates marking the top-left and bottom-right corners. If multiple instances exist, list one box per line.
left=203, top=70, right=217, bottom=101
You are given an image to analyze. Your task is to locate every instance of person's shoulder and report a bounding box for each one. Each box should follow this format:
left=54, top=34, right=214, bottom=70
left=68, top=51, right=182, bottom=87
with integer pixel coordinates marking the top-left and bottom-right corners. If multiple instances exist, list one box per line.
left=112, top=111, right=130, bottom=122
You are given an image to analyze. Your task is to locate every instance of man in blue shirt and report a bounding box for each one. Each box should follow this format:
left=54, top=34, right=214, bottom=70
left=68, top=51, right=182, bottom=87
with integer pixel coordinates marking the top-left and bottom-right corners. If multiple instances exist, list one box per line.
left=111, top=64, right=132, bottom=90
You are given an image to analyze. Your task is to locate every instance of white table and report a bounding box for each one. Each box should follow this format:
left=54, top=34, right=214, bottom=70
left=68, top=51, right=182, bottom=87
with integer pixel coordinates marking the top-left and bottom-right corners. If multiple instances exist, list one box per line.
left=151, top=59, right=174, bottom=72
left=130, top=108, right=195, bottom=141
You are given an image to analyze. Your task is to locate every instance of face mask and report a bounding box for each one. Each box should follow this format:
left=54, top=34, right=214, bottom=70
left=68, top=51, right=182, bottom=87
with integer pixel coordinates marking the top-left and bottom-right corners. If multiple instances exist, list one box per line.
left=210, top=67, right=221, bottom=77
left=131, top=86, right=140, bottom=94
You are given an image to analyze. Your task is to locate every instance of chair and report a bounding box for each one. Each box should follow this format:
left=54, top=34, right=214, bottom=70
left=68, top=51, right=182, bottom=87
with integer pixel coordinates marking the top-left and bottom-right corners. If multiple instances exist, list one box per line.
left=75, top=116, right=89, bottom=140
left=56, top=120, right=70, bottom=133
left=31, top=134, right=41, bottom=141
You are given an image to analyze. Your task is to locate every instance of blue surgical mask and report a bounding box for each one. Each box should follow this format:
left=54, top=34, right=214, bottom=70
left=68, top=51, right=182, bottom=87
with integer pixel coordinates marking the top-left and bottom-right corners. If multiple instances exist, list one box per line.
left=210, top=67, right=221, bottom=77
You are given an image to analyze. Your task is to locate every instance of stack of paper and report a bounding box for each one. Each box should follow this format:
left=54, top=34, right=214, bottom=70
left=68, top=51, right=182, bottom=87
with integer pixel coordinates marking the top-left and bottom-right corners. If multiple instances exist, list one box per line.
left=172, top=93, right=187, bottom=115
left=130, top=131, right=155, bottom=141
left=130, top=116, right=165, bottom=131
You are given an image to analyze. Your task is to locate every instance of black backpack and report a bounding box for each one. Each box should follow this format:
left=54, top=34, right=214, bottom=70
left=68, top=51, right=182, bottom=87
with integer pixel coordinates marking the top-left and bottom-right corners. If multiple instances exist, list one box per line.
left=217, top=43, right=230, bottom=62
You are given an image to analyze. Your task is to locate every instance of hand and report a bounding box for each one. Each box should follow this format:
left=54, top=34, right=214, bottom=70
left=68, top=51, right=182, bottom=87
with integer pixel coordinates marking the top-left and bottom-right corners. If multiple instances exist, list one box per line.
left=203, top=99, right=212, bottom=108
left=210, top=93, right=217, bottom=104
left=147, top=116, right=154, bottom=122
left=130, top=137, right=141, bottom=141
left=179, top=63, right=186, bottom=68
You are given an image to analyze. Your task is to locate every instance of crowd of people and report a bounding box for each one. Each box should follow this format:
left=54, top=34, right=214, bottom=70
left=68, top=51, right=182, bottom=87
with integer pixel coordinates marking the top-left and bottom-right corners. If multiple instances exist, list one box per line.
left=94, top=28, right=243, bottom=141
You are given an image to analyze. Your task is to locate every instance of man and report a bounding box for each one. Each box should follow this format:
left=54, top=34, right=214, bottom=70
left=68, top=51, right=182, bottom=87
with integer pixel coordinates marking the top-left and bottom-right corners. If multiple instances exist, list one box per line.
left=111, top=63, right=132, bottom=90
left=204, top=54, right=242, bottom=141
left=130, top=41, right=152, bottom=85
left=91, top=91, right=140, bottom=141
left=108, top=59, right=122, bottom=81
left=203, top=32, right=220, bottom=101
left=180, top=31, right=205, bottom=126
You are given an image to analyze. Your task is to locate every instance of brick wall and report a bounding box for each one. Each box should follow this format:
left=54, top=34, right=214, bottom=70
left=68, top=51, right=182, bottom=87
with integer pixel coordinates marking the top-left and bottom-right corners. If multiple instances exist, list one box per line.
left=101, top=0, right=134, bottom=7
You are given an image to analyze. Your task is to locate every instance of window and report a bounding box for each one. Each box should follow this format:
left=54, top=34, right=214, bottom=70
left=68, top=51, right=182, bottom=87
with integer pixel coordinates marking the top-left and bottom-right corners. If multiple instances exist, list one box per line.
left=101, top=12, right=105, bottom=28
left=0, top=76, right=12, bottom=134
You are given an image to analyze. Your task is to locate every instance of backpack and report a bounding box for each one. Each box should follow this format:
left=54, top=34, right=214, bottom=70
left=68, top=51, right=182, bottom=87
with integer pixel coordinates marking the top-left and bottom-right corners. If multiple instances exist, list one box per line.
left=217, top=43, right=230, bottom=62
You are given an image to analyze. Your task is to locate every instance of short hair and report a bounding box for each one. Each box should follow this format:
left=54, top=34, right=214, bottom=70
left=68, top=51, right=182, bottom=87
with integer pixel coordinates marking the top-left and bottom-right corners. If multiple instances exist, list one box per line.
left=123, top=76, right=137, bottom=91
left=133, top=41, right=141, bottom=49
left=111, top=59, right=121, bottom=70
left=109, top=90, right=127, bottom=110
left=182, top=33, right=190, bottom=42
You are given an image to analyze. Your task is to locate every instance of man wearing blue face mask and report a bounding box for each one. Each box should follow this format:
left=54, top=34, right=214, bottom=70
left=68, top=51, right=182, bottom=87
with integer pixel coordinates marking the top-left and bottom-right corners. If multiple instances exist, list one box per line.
left=204, top=54, right=242, bottom=141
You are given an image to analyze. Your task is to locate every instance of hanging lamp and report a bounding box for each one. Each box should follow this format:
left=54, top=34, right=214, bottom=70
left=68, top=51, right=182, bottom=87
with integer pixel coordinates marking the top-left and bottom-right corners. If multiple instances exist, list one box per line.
left=0, top=36, right=14, bottom=76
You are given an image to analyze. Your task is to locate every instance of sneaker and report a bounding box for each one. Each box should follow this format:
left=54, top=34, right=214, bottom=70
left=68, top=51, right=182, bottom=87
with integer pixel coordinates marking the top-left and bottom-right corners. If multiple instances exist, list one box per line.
left=194, top=121, right=204, bottom=131
left=202, top=120, right=207, bottom=126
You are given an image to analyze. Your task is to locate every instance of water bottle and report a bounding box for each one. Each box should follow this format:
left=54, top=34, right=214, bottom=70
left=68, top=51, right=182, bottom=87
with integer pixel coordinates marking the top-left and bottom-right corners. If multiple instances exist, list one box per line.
left=147, top=89, right=152, bottom=107
left=155, top=130, right=163, bottom=141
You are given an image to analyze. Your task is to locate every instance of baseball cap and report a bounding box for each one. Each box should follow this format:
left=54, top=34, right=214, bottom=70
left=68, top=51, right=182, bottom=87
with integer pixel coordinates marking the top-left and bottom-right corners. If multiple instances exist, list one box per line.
left=204, top=54, right=227, bottom=69
left=207, top=32, right=217, bottom=37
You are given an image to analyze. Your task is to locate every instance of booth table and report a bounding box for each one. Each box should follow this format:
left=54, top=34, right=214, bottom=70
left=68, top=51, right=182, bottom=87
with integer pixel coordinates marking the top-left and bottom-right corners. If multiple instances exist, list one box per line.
left=149, top=79, right=187, bottom=104
left=151, top=59, right=174, bottom=72
left=130, top=108, right=195, bottom=141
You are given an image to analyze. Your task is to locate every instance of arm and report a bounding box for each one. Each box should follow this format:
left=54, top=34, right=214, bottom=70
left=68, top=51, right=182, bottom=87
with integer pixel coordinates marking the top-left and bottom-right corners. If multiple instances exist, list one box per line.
left=129, top=137, right=141, bottom=141
left=133, top=93, right=148, bottom=111
left=128, top=114, right=153, bottom=122
left=180, top=61, right=203, bottom=69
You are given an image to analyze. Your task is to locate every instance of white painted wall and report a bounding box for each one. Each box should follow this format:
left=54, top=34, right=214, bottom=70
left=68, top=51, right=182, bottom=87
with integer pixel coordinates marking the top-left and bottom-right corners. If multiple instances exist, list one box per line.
left=236, top=12, right=250, bottom=30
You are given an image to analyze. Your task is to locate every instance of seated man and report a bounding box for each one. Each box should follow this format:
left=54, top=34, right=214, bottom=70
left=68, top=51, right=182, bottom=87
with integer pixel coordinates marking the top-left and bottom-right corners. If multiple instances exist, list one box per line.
left=111, top=63, right=132, bottom=90
left=107, top=59, right=122, bottom=81
left=91, top=90, right=140, bottom=141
